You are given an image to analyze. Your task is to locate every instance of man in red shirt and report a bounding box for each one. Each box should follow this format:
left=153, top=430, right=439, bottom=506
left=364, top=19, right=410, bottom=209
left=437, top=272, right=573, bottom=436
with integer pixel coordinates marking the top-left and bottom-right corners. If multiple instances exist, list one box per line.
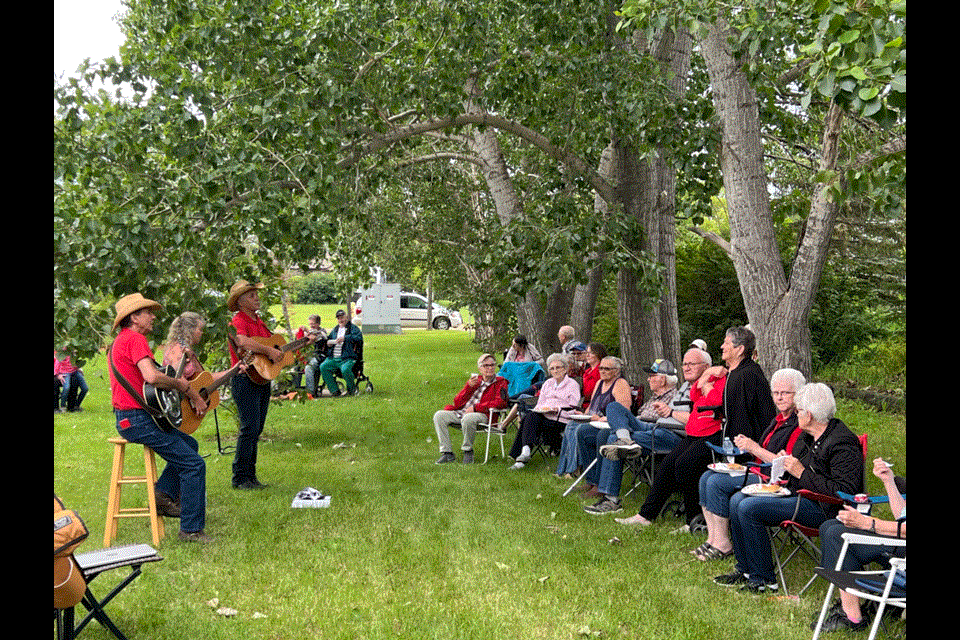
left=226, top=280, right=286, bottom=489
left=432, top=353, right=509, bottom=464
left=108, top=293, right=212, bottom=543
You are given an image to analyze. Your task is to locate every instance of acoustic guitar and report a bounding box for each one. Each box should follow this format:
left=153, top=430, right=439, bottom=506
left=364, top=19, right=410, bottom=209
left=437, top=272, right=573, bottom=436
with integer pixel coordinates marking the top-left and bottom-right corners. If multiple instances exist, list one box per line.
left=142, top=352, right=188, bottom=432
left=243, top=331, right=320, bottom=384
left=178, top=361, right=244, bottom=434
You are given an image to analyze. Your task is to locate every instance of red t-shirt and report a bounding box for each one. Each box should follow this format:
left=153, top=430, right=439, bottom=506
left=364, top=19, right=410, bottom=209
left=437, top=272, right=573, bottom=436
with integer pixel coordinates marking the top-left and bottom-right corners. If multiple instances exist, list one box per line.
left=229, top=311, right=273, bottom=366
left=109, top=328, right=157, bottom=411
left=687, top=374, right=727, bottom=437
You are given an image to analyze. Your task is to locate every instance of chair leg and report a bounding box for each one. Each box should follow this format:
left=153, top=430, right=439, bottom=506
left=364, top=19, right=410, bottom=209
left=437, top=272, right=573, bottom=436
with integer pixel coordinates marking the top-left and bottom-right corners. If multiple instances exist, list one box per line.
left=142, top=447, right=164, bottom=546
left=103, top=443, right=125, bottom=547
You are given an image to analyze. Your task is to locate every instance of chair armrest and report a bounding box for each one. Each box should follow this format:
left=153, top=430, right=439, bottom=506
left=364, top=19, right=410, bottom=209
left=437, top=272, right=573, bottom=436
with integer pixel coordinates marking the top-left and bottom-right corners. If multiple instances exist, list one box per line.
left=798, top=489, right=843, bottom=505
left=840, top=531, right=907, bottom=548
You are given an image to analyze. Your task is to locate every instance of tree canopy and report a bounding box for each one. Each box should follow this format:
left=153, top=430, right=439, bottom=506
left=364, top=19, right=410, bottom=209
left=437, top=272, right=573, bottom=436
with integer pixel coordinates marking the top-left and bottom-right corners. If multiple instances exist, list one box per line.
left=54, top=0, right=904, bottom=374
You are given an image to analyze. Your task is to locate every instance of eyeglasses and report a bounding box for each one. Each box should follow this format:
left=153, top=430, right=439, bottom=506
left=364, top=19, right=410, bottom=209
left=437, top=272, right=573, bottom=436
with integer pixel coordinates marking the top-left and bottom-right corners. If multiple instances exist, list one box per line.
left=772, top=390, right=795, bottom=397
left=480, top=362, right=497, bottom=367
left=598, top=366, right=617, bottom=371
left=681, top=362, right=703, bottom=368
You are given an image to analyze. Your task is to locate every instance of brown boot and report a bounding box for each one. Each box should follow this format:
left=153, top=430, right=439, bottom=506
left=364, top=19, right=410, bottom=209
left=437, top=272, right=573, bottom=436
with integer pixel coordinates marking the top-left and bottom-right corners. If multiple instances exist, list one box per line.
left=155, top=491, right=182, bottom=517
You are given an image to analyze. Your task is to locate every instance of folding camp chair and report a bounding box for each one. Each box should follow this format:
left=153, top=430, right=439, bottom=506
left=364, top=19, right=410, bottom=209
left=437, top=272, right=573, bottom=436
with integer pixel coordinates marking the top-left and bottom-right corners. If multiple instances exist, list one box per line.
left=745, top=433, right=870, bottom=597
left=56, top=543, right=163, bottom=640
left=477, top=405, right=511, bottom=464
left=811, top=533, right=906, bottom=640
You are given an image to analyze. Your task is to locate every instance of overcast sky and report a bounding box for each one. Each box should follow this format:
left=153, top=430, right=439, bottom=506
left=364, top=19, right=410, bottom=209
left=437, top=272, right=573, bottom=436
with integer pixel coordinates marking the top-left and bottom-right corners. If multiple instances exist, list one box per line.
left=54, top=0, right=125, bottom=78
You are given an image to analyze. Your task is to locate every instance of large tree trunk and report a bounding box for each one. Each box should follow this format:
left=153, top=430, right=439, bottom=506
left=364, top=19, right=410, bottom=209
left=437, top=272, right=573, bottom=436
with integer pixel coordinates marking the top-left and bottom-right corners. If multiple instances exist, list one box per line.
left=699, top=20, right=844, bottom=378
left=464, top=77, right=564, bottom=356
left=613, top=26, right=691, bottom=381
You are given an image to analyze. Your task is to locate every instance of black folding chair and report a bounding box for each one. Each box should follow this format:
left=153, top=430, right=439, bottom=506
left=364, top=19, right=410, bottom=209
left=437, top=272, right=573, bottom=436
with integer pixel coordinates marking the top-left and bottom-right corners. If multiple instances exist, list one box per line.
left=56, top=544, right=163, bottom=640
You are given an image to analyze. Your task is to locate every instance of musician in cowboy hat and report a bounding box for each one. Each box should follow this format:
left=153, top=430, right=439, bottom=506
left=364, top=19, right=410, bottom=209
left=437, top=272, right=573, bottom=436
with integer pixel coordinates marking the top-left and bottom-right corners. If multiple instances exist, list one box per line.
left=226, top=279, right=316, bottom=489
left=108, top=293, right=212, bottom=543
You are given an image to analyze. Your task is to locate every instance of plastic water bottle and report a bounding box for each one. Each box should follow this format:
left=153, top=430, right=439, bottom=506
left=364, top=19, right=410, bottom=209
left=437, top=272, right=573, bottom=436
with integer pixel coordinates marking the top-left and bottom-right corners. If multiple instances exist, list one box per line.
left=723, top=437, right=734, bottom=463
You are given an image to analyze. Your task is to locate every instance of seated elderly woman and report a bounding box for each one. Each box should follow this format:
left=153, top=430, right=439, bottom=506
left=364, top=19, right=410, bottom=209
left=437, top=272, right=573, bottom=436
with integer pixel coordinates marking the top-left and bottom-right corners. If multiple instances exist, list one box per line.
left=509, top=353, right=581, bottom=470
left=581, top=359, right=680, bottom=514
left=714, top=382, right=865, bottom=593
left=693, top=368, right=806, bottom=560
left=572, top=356, right=633, bottom=491
left=813, top=458, right=905, bottom=633
left=554, top=343, right=608, bottom=478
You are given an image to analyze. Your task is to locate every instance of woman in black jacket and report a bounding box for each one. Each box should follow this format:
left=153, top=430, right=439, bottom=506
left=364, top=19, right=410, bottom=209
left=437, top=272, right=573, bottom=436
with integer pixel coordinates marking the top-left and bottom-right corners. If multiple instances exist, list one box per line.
left=713, top=383, right=864, bottom=593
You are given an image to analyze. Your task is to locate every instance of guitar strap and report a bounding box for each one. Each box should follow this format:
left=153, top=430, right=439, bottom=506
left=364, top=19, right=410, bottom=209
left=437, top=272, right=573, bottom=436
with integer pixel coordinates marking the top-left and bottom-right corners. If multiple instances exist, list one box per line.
left=106, top=342, right=166, bottom=420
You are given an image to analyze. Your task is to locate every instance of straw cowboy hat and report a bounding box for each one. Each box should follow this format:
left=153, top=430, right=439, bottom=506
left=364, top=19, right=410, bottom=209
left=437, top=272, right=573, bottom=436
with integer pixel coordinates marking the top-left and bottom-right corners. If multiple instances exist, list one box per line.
left=228, top=280, right=264, bottom=312
left=112, top=293, right=162, bottom=330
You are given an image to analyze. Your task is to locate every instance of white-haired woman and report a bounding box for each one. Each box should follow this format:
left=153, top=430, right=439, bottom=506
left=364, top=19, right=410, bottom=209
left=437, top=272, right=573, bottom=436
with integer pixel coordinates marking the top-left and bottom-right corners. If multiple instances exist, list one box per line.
left=509, top=353, right=581, bottom=470
left=693, top=368, right=806, bottom=560
left=714, top=383, right=865, bottom=593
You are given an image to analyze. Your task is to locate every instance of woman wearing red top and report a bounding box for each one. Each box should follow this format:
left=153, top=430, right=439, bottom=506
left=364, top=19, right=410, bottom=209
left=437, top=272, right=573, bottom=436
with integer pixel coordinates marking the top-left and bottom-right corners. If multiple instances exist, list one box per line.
left=693, top=368, right=806, bottom=560
left=108, top=293, right=211, bottom=543
left=615, top=361, right=727, bottom=527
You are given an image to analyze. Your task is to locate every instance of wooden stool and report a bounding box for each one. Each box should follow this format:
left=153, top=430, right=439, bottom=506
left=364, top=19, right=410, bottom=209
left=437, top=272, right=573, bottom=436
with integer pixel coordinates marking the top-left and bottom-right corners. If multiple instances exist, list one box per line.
left=104, top=437, right=165, bottom=547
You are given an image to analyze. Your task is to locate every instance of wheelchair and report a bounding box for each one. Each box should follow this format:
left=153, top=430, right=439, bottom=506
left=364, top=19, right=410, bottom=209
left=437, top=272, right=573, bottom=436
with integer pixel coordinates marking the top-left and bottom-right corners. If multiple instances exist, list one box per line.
left=314, top=340, right=374, bottom=396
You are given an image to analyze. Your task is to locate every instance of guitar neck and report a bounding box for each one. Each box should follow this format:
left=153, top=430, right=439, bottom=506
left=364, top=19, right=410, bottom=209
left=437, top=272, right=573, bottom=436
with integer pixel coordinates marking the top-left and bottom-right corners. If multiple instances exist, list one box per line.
left=202, top=362, right=244, bottom=395
left=279, top=332, right=319, bottom=354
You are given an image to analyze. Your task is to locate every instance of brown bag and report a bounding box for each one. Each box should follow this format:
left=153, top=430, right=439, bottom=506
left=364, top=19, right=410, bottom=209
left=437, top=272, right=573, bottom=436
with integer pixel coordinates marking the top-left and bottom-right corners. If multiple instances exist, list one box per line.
left=54, top=494, right=89, bottom=609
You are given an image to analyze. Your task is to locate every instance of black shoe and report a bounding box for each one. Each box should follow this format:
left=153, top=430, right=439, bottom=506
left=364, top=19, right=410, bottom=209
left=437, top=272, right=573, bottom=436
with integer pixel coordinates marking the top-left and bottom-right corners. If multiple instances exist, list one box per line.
left=435, top=452, right=456, bottom=464
left=738, top=579, right=779, bottom=594
left=234, top=480, right=267, bottom=490
left=816, top=611, right=869, bottom=632
left=178, top=529, right=213, bottom=543
left=714, top=570, right=749, bottom=587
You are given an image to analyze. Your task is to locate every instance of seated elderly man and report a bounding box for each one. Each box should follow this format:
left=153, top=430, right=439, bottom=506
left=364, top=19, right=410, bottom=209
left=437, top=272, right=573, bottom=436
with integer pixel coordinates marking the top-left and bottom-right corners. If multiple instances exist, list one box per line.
left=433, top=353, right=510, bottom=464
left=583, top=354, right=706, bottom=515
left=714, top=382, right=864, bottom=593
left=558, top=325, right=585, bottom=355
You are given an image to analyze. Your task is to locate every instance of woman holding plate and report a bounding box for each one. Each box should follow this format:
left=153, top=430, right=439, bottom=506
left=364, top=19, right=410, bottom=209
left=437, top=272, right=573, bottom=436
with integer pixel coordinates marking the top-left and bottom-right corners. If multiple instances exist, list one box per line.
left=714, top=383, right=864, bottom=593
left=508, top=353, right=581, bottom=470
left=693, top=368, right=807, bottom=560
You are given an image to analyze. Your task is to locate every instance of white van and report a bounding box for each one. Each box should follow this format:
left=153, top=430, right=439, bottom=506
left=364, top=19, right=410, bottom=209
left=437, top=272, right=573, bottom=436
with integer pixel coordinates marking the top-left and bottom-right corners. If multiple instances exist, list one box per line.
left=355, top=292, right=462, bottom=330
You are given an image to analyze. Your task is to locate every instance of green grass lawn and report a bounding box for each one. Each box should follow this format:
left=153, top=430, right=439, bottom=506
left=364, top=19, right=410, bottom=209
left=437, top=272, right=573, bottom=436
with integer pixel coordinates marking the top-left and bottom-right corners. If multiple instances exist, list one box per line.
left=54, top=329, right=906, bottom=639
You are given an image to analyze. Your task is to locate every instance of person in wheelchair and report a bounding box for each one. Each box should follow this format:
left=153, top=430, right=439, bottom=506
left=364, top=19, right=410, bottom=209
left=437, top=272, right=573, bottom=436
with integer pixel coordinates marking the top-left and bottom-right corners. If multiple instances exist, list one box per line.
left=319, top=309, right=363, bottom=396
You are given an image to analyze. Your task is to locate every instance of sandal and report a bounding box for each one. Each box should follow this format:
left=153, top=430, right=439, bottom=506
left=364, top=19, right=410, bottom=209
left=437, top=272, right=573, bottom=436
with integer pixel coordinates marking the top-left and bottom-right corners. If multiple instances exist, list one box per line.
left=690, top=542, right=714, bottom=556
left=696, top=545, right=734, bottom=561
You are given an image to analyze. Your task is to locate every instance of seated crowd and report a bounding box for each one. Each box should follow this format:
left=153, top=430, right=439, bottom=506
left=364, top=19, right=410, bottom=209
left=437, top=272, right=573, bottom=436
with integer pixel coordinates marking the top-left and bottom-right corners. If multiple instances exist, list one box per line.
left=430, top=325, right=905, bottom=633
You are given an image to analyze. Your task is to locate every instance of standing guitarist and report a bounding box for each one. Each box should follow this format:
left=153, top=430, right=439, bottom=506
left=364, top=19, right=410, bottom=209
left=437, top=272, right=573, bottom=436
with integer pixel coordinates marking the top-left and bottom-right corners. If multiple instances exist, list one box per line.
left=226, top=280, right=316, bottom=490
left=108, top=293, right=212, bottom=543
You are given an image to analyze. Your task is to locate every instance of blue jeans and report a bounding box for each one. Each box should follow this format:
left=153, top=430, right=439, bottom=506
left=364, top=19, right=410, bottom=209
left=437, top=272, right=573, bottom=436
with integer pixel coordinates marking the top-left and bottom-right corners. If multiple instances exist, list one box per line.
left=575, top=422, right=607, bottom=486
left=304, top=356, right=322, bottom=393
left=596, top=428, right=683, bottom=498
left=231, top=373, right=271, bottom=485
left=60, top=371, right=89, bottom=410
left=555, top=421, right=582, bottom=475
left=698, top=469, right=763, bottom=517
left=319, top=357, right=356, bottom=395
left=729, top=491, right=831, bottom=584
left=115, top=409, right=206, bottom=533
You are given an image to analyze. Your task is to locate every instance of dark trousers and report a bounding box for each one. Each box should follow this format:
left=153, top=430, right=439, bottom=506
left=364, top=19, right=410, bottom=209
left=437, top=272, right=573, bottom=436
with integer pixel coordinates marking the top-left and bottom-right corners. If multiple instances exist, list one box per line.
left=231, top=373, right=271, bottom=485
left=509, top=411, right=563, bottom=458
left=638, top=431, right=722, bottom=524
